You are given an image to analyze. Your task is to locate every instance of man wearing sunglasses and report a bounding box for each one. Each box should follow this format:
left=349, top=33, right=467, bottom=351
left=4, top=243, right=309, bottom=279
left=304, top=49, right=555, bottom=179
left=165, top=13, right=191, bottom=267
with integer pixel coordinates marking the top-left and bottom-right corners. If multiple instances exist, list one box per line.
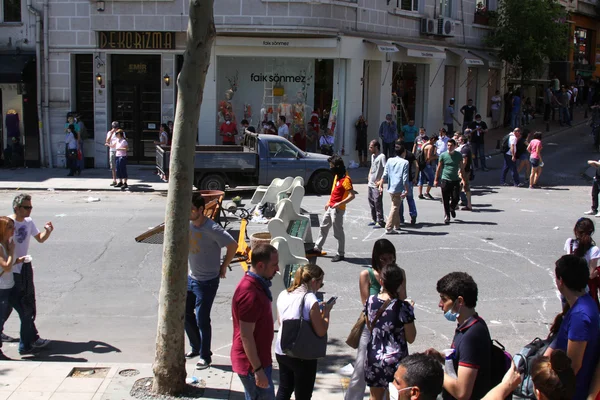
left=2, top=194, right=54, bottom=354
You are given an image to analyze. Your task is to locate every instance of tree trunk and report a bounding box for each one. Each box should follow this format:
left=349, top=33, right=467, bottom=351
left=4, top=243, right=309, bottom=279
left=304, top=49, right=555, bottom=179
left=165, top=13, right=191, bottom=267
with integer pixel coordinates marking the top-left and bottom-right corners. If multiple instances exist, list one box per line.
left=152, top=0, right=216, bottom=395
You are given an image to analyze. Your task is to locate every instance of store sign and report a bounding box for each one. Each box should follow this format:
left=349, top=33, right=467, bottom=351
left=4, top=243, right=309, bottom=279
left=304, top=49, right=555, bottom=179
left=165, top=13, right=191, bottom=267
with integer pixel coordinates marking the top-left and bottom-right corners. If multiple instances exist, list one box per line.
left=465, top=59, right=484, bottom=66
left=98, top=31, right=175, bottom=50
left=489, top=61, right=503, bottom=69
left=250, top=73, right=306, bottom=83
left=406, top=49, right=445, bottom=59
left=378, top=45, right=398, bottom=53
left=217, top=37, right=338, bottom=48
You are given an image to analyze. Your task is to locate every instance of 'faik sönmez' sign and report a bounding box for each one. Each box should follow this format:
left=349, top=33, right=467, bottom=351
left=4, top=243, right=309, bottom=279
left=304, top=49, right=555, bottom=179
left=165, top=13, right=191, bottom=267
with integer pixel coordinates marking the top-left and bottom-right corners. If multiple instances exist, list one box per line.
left=250, top=73, right=306, bottom=83
left=98, top=31, right=175, bottom=50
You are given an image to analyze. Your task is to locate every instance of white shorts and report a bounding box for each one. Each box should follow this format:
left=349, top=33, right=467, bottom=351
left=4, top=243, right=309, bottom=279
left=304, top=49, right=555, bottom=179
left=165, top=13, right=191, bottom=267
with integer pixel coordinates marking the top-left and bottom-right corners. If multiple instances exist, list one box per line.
left=109, top=151, right=116, bottom=169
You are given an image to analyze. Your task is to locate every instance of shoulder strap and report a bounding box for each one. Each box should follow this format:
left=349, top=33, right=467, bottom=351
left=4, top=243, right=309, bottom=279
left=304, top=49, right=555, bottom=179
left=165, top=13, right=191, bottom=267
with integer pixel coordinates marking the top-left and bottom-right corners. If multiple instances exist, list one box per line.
left=569, top=239, right=575, bottom=255
left=366, top=298, right=392, bottom=333
left=299, top=292, right=309, bottom=322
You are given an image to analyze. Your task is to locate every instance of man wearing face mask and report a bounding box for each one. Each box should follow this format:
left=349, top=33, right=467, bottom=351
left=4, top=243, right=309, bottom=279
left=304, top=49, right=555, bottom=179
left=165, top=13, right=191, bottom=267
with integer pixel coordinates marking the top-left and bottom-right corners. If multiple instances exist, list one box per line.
left=219, top=114, right=238, bottom=145
left=425, top=272, right=492, bottom=400
left=391, top=353, right=444, bottom=400
left=308, top=155, right=355, bottom=262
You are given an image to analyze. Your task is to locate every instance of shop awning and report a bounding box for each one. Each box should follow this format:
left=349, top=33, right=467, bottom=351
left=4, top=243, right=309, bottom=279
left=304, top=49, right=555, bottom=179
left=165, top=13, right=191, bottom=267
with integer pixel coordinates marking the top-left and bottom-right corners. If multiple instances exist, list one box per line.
left=0, top=54, right=35, bottom=83
left=393, top=42, right=445, bottom=59
left=445, top=48, right=484, bottom=66
left=363, top=39, right=398, bottom=53
left=468, top=50, right=503, bottom=69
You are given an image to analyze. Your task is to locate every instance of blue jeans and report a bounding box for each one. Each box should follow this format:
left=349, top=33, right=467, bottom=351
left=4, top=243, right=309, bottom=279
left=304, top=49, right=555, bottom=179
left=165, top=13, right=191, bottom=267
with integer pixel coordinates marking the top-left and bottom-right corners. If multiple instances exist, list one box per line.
left=511, top=111, right=520, bottom=129
left=560, top=107, right=571, bottom=125
left=418, top=164, right=434, bottom=187
left=5, top=284, right=36, bottom=352
left=471, top=142, right=486, bottom=169
left=116, top=156, right=128, bottom=180
left=400, top=182, right=417, bottom=220
left=184, top=276, right=219, bottom=362
left=501, top=154, right=520, bottom=185
left=238, top=365, right=275, bottom=400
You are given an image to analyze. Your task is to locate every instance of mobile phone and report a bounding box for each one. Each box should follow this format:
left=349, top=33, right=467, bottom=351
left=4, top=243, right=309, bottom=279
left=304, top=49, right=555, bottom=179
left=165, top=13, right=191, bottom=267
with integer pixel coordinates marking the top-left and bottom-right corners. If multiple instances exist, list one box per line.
left=326, top=296, right=338, bottom=305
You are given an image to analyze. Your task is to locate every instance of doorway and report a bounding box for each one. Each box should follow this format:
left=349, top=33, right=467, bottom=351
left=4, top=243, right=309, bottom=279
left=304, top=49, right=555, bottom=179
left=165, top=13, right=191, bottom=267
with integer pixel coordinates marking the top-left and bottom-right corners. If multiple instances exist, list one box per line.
left=111, top=55, right=161, bottom=163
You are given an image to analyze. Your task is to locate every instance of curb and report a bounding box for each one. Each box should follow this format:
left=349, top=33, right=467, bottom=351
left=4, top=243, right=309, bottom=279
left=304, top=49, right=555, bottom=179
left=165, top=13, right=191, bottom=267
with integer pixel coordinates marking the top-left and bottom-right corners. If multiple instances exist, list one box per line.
left=0, top=187, right=167, bottom=193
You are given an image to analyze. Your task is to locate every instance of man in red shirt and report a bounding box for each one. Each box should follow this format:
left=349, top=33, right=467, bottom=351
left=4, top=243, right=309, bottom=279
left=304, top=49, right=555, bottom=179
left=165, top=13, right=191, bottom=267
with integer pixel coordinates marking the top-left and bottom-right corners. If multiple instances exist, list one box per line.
left=231, top=244, right=279, bottom=399
left=308, top=155, right=355, bottom=262
left=293, top=128, right=307, bottom=151
left=219, top=115, right=237, bottom=145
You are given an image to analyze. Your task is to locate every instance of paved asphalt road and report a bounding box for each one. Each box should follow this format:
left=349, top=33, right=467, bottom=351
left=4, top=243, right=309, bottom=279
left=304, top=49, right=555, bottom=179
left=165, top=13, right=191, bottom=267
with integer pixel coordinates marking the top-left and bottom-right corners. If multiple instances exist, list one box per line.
left=0, top=122, right=596, bottom=377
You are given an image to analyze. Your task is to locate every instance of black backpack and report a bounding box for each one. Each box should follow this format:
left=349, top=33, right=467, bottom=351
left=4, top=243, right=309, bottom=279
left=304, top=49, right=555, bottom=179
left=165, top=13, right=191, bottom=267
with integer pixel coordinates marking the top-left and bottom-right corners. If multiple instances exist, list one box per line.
left=490, top=339, right=513, bottom=399
left=500, top=134, right=511, bottom=153
left=512, top=337, right=554, bottom=399
left=416, top=144, right=429, bottom=170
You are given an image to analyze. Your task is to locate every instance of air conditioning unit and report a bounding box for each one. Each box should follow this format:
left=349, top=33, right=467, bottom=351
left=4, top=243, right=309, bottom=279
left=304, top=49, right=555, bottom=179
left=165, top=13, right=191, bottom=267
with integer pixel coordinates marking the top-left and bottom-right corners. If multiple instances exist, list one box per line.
left=437, top=17, right=456, bottom=37
left=420, top=18, right=436, bottom=35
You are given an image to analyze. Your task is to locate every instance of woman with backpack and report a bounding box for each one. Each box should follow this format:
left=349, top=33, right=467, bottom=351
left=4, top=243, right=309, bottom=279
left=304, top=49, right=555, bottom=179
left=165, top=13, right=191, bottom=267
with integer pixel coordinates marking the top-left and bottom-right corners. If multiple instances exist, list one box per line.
left=364, top=263, right=415, bottom=400
left=345, top=239, right=407, bottom=400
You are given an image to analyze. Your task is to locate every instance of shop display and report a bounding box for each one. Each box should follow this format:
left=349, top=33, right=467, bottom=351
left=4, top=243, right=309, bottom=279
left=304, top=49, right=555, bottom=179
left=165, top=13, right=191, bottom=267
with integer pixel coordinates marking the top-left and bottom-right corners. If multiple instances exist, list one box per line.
left=218, top=89, right=237, bottom=125
left=278, top=95, right=293, bottom=125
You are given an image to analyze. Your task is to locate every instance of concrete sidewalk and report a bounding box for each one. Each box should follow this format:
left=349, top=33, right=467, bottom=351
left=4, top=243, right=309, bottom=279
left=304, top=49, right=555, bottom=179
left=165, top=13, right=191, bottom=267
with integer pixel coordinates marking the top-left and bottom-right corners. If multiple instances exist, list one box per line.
left=0, top=165, right=169, bottom=192
left=0, top=360, right=348, bottom=399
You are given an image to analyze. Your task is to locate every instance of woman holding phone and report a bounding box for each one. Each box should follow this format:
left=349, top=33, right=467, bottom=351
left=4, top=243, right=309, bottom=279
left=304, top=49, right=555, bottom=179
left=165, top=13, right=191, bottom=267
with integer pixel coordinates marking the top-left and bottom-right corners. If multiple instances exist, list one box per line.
left=275, top=265, right=333, bottom=400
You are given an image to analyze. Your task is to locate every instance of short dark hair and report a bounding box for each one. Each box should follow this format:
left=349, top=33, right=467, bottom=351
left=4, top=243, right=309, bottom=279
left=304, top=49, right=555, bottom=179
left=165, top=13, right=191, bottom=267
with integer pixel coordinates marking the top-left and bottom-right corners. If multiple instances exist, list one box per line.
left=370, top=140, right=381, bottom=150
left=279, top=115, right=286, bottom=123
left=399, top=353, right=444, bottom=400
left=555, top=255, right=589, bottom=291
left=475, top=114, right=481, bottom=118
left=247, top=126, right=256, bottom=133
left=533, top=132, right=542, bottom=140
left=430, top=135, right=438, bottom=141
left=395, top=143, right=405, bottom=156
left=328, top=155, right=345, bottom=169
left=381, top=264, right=404, bottom=298
left=436, top=272, right=478, bottom=308
left=468, top=98, right=473, bottom=102
left=251, top=244, right=278, bottom=267
left=447, top=139, right=457, bottom=147
left=191, top=192, right=206, bottom=209
left=241, top=119, right=249, bottom=125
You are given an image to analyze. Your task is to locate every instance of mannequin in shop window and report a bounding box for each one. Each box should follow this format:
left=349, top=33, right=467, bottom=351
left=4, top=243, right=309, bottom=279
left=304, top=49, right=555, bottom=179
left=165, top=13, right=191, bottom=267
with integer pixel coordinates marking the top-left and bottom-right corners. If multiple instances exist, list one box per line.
left=278, top=95, right=293, bottom=129
left=218, top=89, right=237, bottom=126
left=293, top=92, right=306, bottom=133
left=5, top=109, right=20, bottom=139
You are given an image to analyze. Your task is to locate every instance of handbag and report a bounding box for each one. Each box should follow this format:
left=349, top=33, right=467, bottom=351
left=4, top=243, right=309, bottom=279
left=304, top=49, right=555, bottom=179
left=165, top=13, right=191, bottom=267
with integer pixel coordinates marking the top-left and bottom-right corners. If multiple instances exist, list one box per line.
left=280, top=293, right=327, bottom=360
left=345, top=313, right=365, bottom=349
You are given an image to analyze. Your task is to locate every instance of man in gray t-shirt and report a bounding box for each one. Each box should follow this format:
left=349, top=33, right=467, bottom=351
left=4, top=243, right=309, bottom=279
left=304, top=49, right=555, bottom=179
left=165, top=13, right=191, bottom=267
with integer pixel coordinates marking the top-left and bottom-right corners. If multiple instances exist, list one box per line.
left=185, top=193, right=237, bottom=370
left=367, top=139, right=386, bottom=228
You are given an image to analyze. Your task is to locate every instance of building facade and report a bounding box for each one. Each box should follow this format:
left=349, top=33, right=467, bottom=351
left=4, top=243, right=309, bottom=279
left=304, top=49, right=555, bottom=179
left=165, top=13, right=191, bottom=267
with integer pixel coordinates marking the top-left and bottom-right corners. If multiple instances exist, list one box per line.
left=1, top=0, right=503, bottom=168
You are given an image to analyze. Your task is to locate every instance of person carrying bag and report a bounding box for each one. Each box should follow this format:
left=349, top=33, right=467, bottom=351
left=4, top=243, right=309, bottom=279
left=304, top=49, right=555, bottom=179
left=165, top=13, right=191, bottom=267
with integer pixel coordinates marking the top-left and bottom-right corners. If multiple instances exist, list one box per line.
left=277, top=265, right=334, bottom=400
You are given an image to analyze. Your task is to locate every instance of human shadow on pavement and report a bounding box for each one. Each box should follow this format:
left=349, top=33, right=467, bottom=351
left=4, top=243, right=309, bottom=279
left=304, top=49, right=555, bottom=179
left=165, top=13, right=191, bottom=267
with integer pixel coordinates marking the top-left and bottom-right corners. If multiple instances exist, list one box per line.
left=471, top=208, right=504, bottom=213
left=334, top=257, right=370, bottom=266
left=21, top=340, right=121, bottom=362
left=452, top=220, right=498, bottom=225
left=400, top=229, right=448, bottom=236
left=538, top=186, right=570, bottom=191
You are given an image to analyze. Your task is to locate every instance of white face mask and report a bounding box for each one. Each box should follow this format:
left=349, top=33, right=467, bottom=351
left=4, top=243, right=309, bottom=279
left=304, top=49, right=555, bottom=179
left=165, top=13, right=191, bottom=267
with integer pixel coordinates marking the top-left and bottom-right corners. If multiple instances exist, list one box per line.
left=226, top=121, right=231, bottom=125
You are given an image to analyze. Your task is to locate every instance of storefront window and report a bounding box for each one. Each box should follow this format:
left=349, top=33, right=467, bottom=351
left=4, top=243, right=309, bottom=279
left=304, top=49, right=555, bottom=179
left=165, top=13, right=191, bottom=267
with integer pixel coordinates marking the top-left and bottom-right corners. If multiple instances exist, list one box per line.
left=216, top=56, right=333, bottom=141
left=392, top=63, right=418, bottom=128
left=443, top=65, right=457, bottom=114
left=487, top=69, right=500, bottom=112
left=466, top=68, right=478, bottom=105
left=574, top=27, right=592, bottom=65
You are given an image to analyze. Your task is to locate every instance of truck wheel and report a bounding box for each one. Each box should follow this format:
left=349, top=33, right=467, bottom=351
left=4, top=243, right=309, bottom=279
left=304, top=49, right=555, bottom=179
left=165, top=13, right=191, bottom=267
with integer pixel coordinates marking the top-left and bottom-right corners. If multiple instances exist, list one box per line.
left=200, top=174, right=226, bottom=191
left=310, top=171, right=333, bottom=195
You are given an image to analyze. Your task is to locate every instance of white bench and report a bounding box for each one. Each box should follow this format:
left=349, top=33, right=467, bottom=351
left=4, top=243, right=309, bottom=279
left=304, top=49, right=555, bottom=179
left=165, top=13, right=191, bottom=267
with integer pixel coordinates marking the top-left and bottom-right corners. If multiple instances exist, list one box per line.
left=276, top=177, right=305, bottom=215
left=270, top=236, right=309, bottom=324
left=250, top=176, right=294, bottom=206
left=268, top=199, right=312, bottom=259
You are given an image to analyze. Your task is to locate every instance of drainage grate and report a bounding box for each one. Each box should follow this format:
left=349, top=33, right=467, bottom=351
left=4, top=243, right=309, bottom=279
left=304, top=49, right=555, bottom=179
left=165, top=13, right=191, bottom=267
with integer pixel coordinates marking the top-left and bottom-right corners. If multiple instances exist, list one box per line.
left=69, top=367, right=110, bottom=378
left=119, top=369, right=140, bottom=377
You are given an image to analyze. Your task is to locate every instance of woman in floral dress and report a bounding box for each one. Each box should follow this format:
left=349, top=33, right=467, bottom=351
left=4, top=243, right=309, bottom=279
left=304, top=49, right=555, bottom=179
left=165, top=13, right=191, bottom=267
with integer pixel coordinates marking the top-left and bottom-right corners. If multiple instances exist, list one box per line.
left=364, top=264, right=416, bottom=400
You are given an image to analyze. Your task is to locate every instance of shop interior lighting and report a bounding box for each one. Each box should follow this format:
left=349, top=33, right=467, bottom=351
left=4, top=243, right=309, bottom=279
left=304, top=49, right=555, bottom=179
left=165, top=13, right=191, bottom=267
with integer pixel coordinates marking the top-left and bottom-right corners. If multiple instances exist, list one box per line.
left=96, top=73, right=103, bottom=86
left=164, top=73, right=171, bottom=87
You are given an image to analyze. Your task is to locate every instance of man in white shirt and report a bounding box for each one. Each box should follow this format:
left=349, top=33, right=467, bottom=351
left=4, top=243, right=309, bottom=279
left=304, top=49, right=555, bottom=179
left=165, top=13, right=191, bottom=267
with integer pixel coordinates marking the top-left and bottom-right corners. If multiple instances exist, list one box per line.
left=367, top=140, right=386, bottom=228
left=277, top=116, right=289, bottom=140
left=104, top=121, right=120, bottom=186
left=500, top=128, right=523, bottom=187
left=3, top=194, right=54, bottom=354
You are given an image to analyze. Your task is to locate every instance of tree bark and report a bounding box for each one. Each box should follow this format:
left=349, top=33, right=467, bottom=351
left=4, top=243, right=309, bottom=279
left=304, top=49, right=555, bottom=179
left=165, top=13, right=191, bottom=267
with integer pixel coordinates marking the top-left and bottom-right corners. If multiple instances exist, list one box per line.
left=152, top=0, right=215, bottom=395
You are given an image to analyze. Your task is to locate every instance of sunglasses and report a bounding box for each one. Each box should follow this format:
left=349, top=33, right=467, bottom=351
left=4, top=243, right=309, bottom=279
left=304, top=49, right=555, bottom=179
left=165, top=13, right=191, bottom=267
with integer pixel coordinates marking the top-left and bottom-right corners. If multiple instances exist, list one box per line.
left=20, top=206, right=33, bottom=210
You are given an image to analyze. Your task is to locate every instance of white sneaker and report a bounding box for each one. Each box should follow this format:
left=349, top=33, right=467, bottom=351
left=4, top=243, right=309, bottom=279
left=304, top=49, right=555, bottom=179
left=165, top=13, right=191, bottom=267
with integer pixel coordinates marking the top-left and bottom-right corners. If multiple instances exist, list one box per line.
left=584, top=210, right=596, bottom=215
left=595, top=212, right=600, bottom=218
left=196, top=359, right=211, bottom=370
